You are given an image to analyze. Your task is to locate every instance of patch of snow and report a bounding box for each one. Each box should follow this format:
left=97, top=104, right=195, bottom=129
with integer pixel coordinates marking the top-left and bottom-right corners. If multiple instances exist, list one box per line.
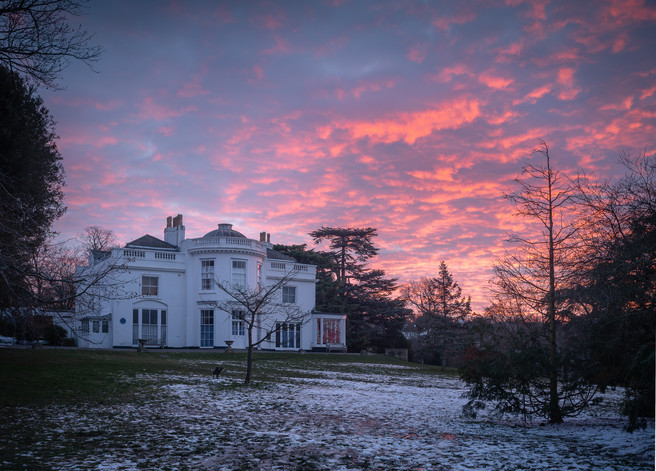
left=1, top=360, right=653, bottom=470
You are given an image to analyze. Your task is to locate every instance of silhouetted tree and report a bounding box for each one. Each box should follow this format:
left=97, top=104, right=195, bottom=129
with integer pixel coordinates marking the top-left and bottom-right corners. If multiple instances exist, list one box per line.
left=78, top=225, right=117, bottom=254
left=348, top=268, right=410, bottom=352
left=0, top=0, right=102, bottom=88
left=463, top=141, right=592, bottom=424
left=310, top=226, right=378, bottom=307
left=573, top=150, right=655, bottom=429
left=402, top=261, right=472, bottom=369
left=305, top=227, right=407, bottom=352
left=0, top=64, right=65, bottom=310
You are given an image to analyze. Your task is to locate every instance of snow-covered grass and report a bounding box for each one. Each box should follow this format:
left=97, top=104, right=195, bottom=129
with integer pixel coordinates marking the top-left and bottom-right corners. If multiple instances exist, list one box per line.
left=0, top=352, right=653, bottom=470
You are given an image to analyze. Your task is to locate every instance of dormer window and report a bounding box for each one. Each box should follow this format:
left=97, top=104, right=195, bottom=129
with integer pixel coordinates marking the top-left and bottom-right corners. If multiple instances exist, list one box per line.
left=142, top=276, right=158, bottom=296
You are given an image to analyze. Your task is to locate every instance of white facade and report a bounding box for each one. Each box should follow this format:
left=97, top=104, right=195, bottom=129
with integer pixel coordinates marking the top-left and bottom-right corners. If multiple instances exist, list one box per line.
left=76, top=216, right=346, bottom=351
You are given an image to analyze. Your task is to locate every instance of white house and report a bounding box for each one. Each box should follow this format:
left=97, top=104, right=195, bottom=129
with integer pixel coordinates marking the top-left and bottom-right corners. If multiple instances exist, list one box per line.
left=76, top=215, right=346, bottom=351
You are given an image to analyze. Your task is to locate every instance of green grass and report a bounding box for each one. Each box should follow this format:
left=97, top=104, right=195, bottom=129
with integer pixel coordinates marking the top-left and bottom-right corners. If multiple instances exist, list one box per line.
left=0, top=348, right=441, bottom=407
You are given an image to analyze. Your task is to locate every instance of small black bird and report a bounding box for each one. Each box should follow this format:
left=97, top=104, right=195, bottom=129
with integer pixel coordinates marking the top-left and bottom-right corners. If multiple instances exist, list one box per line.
left=213, top=366, right=224, bottom=378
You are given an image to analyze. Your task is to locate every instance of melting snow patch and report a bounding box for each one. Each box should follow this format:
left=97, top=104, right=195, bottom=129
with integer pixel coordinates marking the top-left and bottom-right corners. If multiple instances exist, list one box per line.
left=1, top=361, right=653, bottom=470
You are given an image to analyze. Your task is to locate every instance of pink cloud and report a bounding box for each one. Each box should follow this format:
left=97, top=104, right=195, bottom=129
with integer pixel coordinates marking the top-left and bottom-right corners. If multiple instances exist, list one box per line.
left=407, top=43, right=428, bottom=63
left=478, top=71, right=514, bottom=90
left=433, top=63, right=474, bottom=83
left=213, top=4, right=236, bottom=24
left=251, top=8, right=286, bottom=30
left=432, top=10, right=477, bottom=30
left=136, top=97, right=197, bottom=121
left=261, top=33, right=291, bottom=55
left=351, top=78, right=396, bottom=98
left=555, top=67, right=581, bottom=100
left=640, top=86, right=656, bottom=100
left=177, top=76, right=210, bottom=98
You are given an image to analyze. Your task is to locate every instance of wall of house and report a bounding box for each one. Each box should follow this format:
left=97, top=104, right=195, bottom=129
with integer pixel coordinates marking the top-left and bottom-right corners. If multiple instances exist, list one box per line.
left=76, top=221, right=342, bottom=351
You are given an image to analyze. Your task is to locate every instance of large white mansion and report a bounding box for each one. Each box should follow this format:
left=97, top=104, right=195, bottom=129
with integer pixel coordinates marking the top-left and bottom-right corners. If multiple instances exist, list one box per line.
left=76, top=215, right=346, bottom=351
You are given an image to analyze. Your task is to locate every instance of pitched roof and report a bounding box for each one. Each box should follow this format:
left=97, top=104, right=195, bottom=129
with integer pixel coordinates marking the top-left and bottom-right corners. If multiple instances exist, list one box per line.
left=266, top=248, right=296, bottom=261
left=125, top=234, right=177, bottom=250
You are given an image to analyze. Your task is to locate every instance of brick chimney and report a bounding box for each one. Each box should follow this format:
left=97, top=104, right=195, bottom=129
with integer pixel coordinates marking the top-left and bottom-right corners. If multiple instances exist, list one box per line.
left=164, top=214, right=185, bottom=247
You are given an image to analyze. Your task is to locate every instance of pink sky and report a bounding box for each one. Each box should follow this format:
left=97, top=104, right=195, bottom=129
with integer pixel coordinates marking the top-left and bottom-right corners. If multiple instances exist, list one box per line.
left=44, top=0, right=656, bottom=311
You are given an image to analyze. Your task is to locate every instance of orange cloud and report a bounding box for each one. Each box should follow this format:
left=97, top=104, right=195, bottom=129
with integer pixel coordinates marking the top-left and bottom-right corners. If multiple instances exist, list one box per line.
left=336, top=98, right=482, bottom=144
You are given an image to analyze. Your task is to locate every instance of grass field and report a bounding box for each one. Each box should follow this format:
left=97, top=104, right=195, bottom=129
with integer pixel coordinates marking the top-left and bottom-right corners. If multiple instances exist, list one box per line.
left=0, top=348, right=653, bottom=470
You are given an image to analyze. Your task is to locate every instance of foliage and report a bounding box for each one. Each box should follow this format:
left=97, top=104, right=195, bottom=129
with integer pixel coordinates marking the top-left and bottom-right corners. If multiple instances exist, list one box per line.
left=461, top=301, right=598, bottom=422
left=273, top=243, right=340, bottom=312
left=283, top=228, right=409, bottom=352
left=0, top=0, right=102, bottom=89
left=309, top=226, right=378, bottom=305
left=402, top=261, right=472, bottom=368
left=346, top=268, right=410, bottom=352
left=0, top=64, right=65, bottom=311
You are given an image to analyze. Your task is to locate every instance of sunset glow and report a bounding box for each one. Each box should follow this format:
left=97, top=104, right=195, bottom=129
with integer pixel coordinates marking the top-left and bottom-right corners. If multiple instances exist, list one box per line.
left=45, top=0, right=656, bottom=311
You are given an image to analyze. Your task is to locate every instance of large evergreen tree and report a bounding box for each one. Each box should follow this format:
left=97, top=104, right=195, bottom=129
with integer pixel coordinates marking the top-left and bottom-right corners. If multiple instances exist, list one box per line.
left=272, top=243, right=340, bottom=312
left=402, top=261, right=472, bottom=368
left=0, top=65, right=65, bottom=310
left=279, top=228, right=408, bottom=352
left=309, top=226, right=378, bottom=308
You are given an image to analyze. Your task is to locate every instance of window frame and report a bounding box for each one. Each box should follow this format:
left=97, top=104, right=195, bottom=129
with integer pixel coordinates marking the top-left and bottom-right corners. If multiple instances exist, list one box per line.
left=276, top=322, right=301, bottom=349
left=141, top=276, right=159, bottom=296
left=231, top=310, right=245, bottom=336
left=201, top=259, right=215, bottom=291
left=200, top=309, right=214, bottom=348
left=282, top=285, right=296, bottom=304
left=231, top=259, right=247, bottom=288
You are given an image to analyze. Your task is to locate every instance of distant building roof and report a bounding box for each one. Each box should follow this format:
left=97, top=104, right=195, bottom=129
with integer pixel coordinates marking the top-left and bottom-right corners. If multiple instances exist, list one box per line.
left=125, top=234, right=177, bottom=250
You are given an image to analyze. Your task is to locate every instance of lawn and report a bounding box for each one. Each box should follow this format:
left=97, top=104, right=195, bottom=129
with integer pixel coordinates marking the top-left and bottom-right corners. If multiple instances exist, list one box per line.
left=0, top=348, right=653, bottom=470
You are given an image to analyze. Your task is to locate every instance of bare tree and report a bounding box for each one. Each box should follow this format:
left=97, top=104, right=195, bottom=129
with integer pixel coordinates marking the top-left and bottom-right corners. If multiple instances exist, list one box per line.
left=204, top=268, right=310, bottom=385
left=491, top=140, right=583, bottom=423
left=78, top=225, right=117, bottom=254
left=0, top=0, right=102, bottom=88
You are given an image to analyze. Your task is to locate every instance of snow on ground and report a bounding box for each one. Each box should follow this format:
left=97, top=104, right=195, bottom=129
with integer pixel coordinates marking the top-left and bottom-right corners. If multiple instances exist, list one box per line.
left=2, top=360, right=653, bottom=470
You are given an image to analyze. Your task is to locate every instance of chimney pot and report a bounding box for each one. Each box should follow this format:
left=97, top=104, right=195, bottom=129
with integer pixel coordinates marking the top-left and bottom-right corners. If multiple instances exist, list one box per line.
left=167, top=216, right=172, bottom=228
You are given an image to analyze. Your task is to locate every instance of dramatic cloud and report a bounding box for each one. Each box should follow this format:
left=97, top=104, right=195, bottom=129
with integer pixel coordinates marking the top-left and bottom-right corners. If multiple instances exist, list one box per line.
left=45, top=0, right=656, bottom=310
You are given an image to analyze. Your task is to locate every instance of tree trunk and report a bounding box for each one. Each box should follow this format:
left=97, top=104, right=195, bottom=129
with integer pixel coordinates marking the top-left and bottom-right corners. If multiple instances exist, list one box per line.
left=547, top=160, right=563, bottom=424
left=245, top=326, right=254, bottom=385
